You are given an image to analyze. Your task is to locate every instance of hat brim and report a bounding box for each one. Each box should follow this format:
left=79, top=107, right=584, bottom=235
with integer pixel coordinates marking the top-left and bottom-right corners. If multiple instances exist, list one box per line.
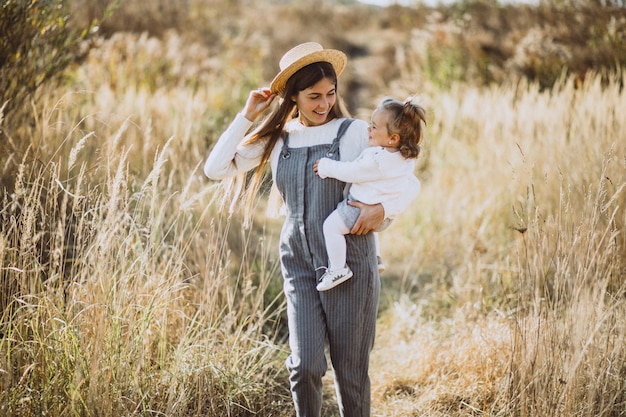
left=270, top=49, right=347, bottom=95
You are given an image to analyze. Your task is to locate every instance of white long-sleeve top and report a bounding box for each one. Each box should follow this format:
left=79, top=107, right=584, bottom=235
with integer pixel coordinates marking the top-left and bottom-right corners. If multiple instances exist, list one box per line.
left=316, top=146, right=420, bottom=219
left=203, top=113, right=414, bottom=217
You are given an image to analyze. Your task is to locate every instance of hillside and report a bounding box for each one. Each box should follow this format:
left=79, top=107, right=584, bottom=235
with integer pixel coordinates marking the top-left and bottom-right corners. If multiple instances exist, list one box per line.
left=77, top=0, right=626, bottom=111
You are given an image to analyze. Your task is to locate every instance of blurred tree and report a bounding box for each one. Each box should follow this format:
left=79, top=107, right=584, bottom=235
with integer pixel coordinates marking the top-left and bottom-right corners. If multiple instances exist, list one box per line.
left=542, top=0, right=625, bottom=7
left=0, top=0, right=115, bottom=122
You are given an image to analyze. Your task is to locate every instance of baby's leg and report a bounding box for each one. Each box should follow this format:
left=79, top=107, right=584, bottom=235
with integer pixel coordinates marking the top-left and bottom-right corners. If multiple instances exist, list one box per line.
left=323, top=209, right=351, bottom=270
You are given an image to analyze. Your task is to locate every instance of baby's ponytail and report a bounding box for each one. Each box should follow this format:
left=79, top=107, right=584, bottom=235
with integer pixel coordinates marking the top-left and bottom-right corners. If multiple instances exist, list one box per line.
left=379, top=96, right=426, bottom=159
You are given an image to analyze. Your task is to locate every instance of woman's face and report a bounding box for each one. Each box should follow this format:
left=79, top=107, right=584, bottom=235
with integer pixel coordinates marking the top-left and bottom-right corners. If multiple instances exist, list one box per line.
left=293, top=77, right=337, bottom=127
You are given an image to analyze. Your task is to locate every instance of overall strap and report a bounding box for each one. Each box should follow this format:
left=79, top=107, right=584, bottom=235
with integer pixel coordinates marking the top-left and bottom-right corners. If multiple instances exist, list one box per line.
left=325, top=118, right=354, bottom=158
left=336, top=118, right=355, bottom=140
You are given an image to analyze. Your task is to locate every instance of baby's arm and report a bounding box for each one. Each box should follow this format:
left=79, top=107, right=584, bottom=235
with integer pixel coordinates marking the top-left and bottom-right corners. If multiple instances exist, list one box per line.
left=315, top=156, right=381, bottom=183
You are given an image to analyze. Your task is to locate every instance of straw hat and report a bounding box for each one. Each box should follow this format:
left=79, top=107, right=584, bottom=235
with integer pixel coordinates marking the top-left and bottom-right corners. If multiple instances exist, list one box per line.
left=270, top=42, right=347, bottom=95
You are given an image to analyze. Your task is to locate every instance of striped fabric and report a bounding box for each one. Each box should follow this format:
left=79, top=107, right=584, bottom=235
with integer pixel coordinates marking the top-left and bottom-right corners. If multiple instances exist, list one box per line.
left=276, top=119, right=380, bottom=417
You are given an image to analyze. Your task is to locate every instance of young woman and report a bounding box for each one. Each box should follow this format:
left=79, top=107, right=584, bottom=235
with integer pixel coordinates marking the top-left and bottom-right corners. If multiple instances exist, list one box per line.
left=204, top=42, right=415, bottom=417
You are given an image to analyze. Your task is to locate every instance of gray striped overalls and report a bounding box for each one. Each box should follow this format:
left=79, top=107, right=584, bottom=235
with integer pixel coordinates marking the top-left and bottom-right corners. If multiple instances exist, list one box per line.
left=275, top=119, right=380, bottom=417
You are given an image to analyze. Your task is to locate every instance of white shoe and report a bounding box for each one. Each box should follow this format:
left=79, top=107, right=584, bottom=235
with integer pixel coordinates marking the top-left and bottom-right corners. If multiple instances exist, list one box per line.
left=317, top=266, right=353, bottom=291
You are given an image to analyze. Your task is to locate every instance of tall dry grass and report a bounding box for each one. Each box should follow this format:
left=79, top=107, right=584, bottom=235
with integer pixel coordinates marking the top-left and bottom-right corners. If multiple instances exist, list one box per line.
left=0, top=111, right=290, bottom=415
left=1, top=32, right=291, bottom=416
left=1, top=29, right=624, bottom=416
left=371, top=73, right=625, bottom=416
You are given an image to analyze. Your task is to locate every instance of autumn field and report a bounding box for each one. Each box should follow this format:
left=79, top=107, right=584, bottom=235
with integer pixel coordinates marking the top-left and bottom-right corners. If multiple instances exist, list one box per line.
left=1, top=1, right=625, bottom=416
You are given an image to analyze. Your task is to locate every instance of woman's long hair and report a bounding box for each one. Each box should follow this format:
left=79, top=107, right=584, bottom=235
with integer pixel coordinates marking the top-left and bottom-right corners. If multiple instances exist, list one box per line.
left=235, top=61, right=349, bottom=220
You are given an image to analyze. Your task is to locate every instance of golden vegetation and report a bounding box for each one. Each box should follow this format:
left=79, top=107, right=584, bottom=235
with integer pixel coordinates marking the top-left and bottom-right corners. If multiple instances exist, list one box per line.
left=1, top=1, right=624, bottom=416
left=372, top=75, right=625, bottom=416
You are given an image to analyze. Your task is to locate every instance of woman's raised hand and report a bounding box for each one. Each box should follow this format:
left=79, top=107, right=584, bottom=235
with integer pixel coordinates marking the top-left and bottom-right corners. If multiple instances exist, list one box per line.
left=243, top=88, right=277, bottom=121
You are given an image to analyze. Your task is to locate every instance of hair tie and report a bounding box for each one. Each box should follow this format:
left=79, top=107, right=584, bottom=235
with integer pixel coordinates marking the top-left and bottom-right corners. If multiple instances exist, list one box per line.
left=402, top=98, right=415, bottom=116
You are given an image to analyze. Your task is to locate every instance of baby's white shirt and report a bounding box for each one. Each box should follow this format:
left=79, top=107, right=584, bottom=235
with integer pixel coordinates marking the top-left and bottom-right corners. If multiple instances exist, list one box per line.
left=316, top=146, right=420, bottom=218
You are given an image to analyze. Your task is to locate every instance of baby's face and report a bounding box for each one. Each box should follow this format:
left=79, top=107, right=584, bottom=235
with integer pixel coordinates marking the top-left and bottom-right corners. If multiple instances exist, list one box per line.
left=367, top=109, right=392, bottom=148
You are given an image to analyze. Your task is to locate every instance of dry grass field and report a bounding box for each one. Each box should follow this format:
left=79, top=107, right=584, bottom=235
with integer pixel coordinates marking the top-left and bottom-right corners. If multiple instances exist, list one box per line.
left=1, top=1, right=625, bottom=416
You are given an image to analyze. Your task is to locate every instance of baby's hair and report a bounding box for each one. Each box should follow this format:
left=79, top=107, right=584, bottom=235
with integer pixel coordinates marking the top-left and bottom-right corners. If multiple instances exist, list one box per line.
left=378, top=96, right=426, bottom=159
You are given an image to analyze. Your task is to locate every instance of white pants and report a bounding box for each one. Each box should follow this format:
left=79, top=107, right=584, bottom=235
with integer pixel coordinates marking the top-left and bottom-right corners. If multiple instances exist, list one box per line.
left=323, top=209, right=381, bottom=271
